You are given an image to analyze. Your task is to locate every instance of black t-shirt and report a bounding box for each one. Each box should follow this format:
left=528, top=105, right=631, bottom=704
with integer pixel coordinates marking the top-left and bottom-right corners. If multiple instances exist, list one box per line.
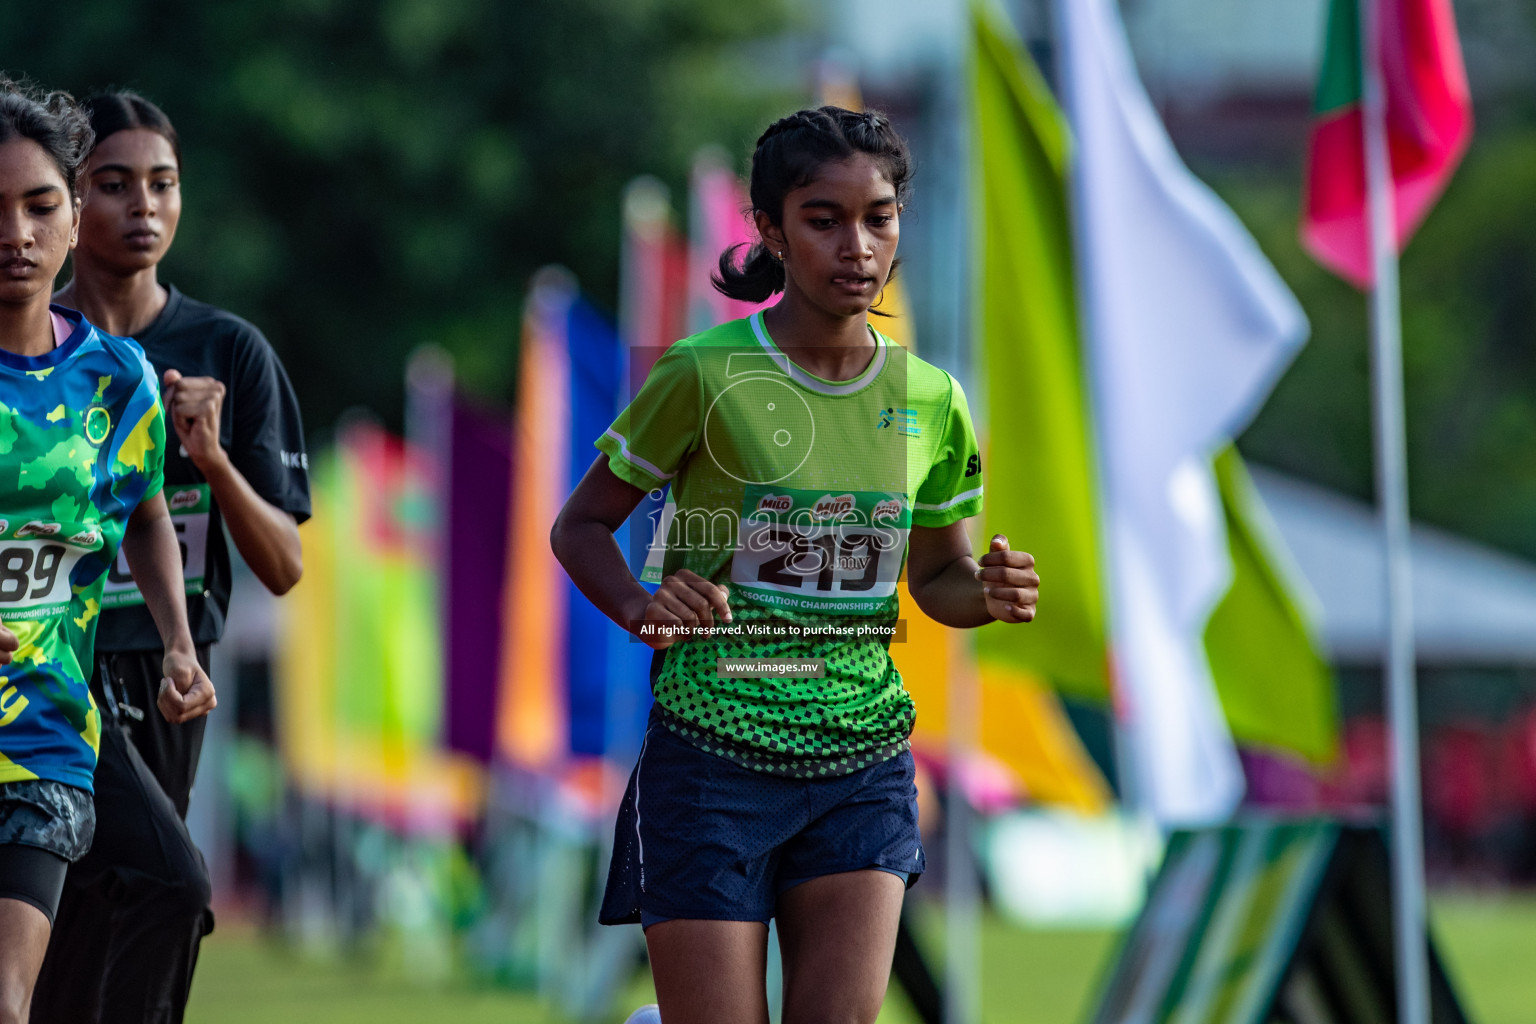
left=93, top=285, right=311, bottom=651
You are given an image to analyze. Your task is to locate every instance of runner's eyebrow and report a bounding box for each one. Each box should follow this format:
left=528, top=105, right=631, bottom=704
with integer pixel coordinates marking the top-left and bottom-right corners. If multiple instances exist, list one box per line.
left=90, top=163, right=179, bottom=176
left=23, top=184, right=63, bottom=198
left=798, top=195, right=898, bottom=209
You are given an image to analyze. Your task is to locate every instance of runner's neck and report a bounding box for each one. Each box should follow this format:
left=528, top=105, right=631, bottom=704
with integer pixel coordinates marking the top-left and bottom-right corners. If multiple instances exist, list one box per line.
left=760, top=300, right=877, bottom=383
left=56, top=270, right=168, bottom=338
left=0, top=300, right=58, bottom=357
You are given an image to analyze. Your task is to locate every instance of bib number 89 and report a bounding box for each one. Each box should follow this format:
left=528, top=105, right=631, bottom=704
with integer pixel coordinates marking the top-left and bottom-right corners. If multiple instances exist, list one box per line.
left=0, top=544, right=68, bottom=604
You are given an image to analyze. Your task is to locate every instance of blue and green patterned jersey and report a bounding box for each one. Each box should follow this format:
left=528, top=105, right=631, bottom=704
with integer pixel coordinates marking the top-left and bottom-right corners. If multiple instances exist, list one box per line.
left=0, top=307, right=166, bottom=791
left=598, top=312, right=983, bottom=777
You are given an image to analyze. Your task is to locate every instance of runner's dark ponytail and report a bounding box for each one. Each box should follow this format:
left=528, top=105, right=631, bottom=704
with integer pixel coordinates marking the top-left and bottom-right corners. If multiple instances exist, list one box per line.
left=713, top=106, right=912, bottom=304
left=0, top=76, right=94, bottom=197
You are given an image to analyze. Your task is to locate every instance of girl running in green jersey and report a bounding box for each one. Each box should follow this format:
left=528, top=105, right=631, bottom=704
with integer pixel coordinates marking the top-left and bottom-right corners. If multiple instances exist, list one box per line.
left=553, top=107, right=1038, bottom=1024
left=0, top=78, right=213, bottom=1024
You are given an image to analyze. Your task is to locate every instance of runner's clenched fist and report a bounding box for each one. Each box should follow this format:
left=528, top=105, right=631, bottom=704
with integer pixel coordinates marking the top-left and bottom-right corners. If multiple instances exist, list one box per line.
left=976, top=534, right=1040, bottom=623
left=641, top=568, right=732, bottom=650
left=161, top=368, right=226, bottom=470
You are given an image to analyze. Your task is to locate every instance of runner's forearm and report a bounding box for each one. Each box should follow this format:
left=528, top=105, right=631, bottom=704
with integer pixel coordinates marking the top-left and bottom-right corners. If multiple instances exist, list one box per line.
left=907, top=553, right=992, bottom=628
left=550, top=518, right=654, bottom=636
left=197, top=451, right=303, bottom=595
left=122, top=495, right=197, bottom=656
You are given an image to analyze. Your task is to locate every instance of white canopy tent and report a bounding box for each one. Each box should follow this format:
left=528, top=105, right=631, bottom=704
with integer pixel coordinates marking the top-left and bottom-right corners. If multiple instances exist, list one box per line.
left=1252, top=465, right=1536, bottom=665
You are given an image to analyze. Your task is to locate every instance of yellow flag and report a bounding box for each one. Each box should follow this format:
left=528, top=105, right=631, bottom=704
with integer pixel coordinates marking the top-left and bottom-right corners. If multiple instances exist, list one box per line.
left=822, top=61, right=1110, bottom=807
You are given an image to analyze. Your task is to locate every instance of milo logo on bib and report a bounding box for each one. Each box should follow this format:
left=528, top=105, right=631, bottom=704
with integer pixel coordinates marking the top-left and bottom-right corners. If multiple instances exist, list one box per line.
left=733, top=484, right=910, bottom=615
left=811, top=493, right=856, bottom=519
left=756, top=492, right=793, bottom=514
left=169, top=488, right=203, bottom=512
left=101, top=483, right=212, bottom=608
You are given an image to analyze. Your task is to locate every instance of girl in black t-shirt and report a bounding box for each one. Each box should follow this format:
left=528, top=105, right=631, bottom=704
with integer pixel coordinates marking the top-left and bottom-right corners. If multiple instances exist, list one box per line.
left=0, top=77, right=217, bottom=1024
left=41, top=91, right=311, bottom=1024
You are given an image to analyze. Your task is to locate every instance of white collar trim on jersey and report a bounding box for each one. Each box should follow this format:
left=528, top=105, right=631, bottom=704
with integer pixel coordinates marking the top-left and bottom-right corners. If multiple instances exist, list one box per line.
left=748, top=311, right=887, bottom=397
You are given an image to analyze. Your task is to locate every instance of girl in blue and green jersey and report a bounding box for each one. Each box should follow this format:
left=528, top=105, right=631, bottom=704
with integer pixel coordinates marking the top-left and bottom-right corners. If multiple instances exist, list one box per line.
left=0, top=78, right=214, bottom=1023
left=552, top=106, right=1040, bottom=1024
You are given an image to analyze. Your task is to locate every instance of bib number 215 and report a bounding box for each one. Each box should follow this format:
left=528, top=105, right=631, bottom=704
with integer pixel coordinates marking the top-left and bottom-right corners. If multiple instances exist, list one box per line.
left=752, top=528, right=884, bottom=593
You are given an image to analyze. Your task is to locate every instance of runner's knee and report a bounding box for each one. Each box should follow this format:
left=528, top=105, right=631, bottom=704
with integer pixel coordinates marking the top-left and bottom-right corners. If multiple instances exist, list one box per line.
left=142, top=862, right=211, bottom=927
left=167, top=870, right=213, bottom=924
left=162, top=829, right=214, bottom=921
left=782, top=968, right=889, bottom=1024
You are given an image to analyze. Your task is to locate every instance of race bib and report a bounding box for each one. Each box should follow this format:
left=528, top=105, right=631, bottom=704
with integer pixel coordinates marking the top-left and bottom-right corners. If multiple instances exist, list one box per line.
left=0, top=534, right=95, bottom=620
left=731, top=485, right=910, bottom=615
left=101, top=484, right=211, bottom=608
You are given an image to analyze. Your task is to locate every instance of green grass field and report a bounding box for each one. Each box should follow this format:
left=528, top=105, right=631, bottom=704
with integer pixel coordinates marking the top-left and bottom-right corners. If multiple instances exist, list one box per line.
left=186, top=893, right=1536, bottom=1023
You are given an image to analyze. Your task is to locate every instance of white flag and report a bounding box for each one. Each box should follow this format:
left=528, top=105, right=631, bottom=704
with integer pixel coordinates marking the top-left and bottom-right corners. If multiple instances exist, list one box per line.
left=1059, top=0, right=1309, bottom=825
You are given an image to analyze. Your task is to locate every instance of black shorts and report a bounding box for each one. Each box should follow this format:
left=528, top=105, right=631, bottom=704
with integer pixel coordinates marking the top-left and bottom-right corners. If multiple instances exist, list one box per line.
left=0, top=779, right=95, bottom=925
left=599, top=710, right=923, bottom=927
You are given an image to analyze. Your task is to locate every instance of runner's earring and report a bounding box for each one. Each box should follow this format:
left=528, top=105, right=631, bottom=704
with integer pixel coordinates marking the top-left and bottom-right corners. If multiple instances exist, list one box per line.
left=778, top=250, right=784, bottom=260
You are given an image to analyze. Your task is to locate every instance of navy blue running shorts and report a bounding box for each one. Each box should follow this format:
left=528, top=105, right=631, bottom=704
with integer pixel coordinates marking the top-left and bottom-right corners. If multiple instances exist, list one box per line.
left=599, top=709, right=924, bottom=927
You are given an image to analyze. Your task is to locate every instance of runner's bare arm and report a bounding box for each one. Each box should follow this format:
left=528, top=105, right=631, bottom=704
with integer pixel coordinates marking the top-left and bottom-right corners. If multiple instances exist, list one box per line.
left=197, top=455, right=302, bottom=594
left=906, top=524, right=1038, bottom=627
left=122, top=492, right=217, bottom=722
left=162, top=368, right=302, bottom=595
left=552, top=454, right=731, bottom=650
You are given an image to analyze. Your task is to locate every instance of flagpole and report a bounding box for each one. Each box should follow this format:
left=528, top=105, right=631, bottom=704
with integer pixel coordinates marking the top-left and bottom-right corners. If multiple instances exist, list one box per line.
left=944, top=631, right=981, bottom=1024
left=949, top=28, right=982, bottom=1020
left=1358, top=1, right=1431, bottom=1021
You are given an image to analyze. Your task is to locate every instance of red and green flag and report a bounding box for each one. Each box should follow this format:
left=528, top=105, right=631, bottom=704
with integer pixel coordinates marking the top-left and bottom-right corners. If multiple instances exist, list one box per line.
left=1301, top=0, right=1472, bottom=286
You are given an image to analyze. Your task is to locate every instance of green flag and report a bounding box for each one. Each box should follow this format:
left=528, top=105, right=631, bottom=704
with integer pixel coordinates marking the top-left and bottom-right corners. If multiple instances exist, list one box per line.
left=972, top=1, right=1109, bottom=699
left=969, top=2, right=1336, bottom=761
left=328, top=424, right=445, bottom=786
left=328, top=444, right=389, bottom=752
left=1205, top=449, right=1338, bottom=763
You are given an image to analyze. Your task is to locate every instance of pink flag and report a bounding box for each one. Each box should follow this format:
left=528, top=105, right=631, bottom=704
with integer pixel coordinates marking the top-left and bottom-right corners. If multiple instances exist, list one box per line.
left=689, top=150, right=773, bottom=331
left=619, top=177, right=690, bottom=384
left=1301, top=0, right=1473, bottom=287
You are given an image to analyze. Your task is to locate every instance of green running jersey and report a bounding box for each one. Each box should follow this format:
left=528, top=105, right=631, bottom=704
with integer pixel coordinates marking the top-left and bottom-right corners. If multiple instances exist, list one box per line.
left=598, top=313, right=982, bottom=776
left=0, top=309, right=166, bottom=790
